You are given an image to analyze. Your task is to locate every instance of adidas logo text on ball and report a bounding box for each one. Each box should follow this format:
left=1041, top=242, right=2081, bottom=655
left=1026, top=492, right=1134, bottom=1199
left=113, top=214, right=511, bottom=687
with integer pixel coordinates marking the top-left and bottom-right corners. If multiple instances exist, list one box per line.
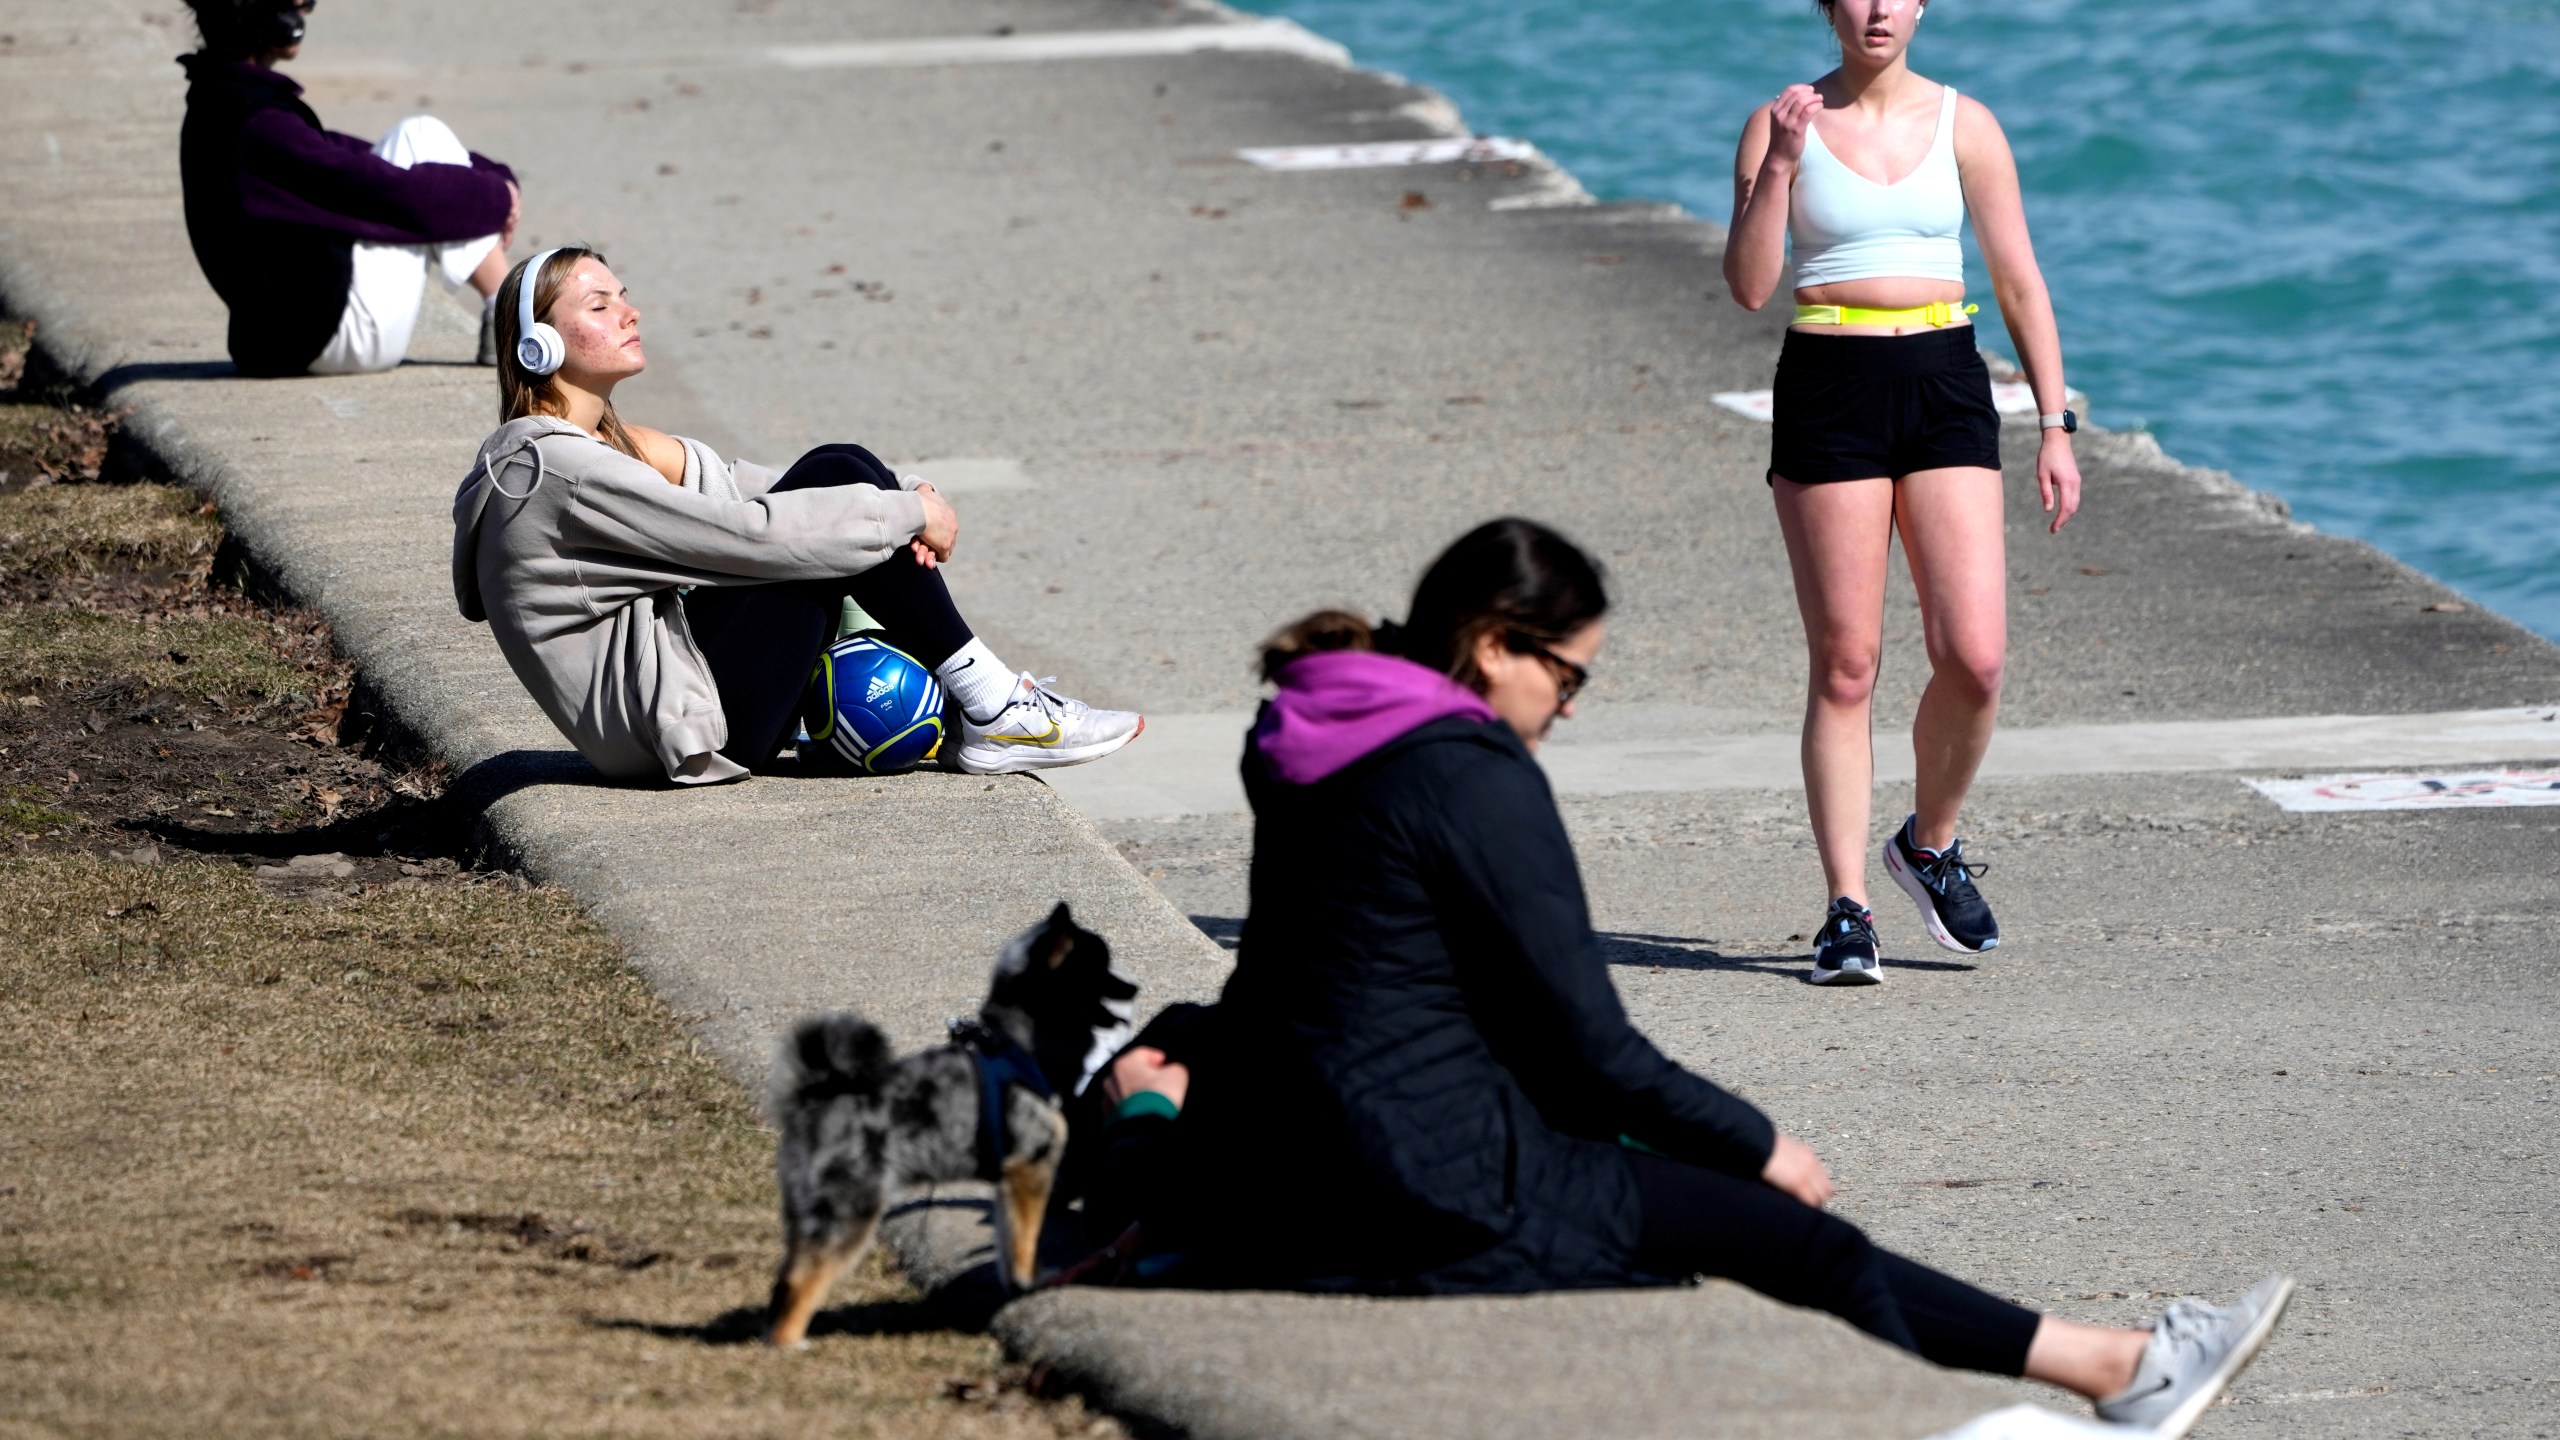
left=865, top=674, right=896, bottom=703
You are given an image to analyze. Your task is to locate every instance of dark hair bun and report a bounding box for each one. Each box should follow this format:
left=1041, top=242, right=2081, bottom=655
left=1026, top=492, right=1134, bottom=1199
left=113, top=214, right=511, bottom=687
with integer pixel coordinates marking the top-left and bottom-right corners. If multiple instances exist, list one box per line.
left=1259, top=609, right=1376, bottom=683
left=183, top=0, right=303, bottom=56
left=1257, top=518, right=1606, bottom=692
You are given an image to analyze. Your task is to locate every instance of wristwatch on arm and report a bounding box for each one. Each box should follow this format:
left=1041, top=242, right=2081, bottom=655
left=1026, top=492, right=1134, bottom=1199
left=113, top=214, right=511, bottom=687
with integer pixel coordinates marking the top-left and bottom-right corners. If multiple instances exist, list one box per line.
left=2039, top=409, right=2078, bottom=434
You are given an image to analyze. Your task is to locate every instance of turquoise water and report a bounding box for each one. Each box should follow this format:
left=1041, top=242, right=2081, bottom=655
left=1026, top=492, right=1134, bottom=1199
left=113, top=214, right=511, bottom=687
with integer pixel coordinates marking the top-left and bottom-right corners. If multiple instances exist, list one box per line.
left=1231, top=0, right=2560, bottom=642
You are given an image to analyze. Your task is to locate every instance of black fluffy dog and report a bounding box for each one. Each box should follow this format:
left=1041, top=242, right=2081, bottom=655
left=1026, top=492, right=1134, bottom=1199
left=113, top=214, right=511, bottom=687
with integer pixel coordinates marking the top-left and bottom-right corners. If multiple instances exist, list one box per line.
left=765, top=903, right=1136, bottom=1346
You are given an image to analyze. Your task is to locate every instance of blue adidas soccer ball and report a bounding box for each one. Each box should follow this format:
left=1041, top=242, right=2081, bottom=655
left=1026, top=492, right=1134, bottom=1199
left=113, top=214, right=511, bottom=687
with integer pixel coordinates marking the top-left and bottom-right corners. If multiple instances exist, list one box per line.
left=800, top=634, right=945, bottom=775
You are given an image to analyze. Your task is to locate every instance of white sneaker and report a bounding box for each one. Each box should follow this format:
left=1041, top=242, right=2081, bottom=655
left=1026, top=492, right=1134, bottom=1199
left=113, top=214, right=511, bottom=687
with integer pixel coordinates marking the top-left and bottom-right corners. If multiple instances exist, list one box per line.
left=953, top=673, right=1144, bottom=775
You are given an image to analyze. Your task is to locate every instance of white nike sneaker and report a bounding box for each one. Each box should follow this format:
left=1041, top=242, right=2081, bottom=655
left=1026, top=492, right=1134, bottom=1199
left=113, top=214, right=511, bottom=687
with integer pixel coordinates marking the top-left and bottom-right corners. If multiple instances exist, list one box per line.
left=953, top=673, right=1144, bottom=775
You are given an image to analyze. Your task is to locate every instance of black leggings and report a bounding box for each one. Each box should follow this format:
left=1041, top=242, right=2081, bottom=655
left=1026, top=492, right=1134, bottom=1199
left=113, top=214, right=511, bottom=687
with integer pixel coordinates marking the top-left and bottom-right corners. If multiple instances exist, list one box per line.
left=682, top=443, right=974, bottom=769
left=1627, top=1151, right=2039, bottom=1376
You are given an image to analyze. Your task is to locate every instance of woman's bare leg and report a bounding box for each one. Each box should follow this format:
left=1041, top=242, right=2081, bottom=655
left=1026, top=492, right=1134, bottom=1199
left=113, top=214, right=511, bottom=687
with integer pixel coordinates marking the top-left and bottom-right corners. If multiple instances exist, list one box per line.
left=1893, top=465, right=2007, bottom=853
left=2025, top=1316, right=2147, bottom=1400
left=1772, top=475, right=1896, bottom=905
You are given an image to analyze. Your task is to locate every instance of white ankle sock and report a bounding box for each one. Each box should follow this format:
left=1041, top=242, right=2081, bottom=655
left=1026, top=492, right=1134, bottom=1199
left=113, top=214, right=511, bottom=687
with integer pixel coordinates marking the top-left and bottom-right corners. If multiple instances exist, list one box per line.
left=935, top=638, right=1020, bottom=724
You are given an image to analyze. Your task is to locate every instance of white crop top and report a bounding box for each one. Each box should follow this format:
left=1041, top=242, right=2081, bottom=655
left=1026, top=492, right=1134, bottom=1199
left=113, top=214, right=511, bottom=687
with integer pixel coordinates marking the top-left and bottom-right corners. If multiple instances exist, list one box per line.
left=1788, top=85, right=1966, bottom=289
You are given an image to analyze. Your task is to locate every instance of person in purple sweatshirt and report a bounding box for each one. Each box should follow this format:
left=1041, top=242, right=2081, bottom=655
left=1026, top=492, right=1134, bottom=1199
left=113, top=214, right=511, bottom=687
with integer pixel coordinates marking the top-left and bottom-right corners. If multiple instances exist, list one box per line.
left=177, top=0, right=523, bottom=376
left=1072, top=518, right=2294, bottom=1436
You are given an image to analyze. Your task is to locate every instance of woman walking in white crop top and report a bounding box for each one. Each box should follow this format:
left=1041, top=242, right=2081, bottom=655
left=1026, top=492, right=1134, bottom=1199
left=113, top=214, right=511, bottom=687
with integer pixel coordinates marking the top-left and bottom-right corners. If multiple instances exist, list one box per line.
left=1723, top=0, right=2079, bottom=986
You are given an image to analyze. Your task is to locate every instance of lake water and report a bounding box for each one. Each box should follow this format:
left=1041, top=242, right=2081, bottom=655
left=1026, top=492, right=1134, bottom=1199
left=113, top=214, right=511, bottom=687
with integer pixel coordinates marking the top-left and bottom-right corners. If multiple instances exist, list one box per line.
left=1231, top=0, right=2560, bottom=642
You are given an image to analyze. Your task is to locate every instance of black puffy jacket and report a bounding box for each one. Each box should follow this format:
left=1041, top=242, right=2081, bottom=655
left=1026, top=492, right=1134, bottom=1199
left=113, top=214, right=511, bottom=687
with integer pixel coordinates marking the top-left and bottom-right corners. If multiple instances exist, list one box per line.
left=1156, top=714, right=1777, bottom=1294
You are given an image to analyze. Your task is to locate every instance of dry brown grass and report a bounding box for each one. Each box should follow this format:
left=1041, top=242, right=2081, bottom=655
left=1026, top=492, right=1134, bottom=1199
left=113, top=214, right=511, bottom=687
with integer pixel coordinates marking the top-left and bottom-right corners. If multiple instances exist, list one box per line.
left=0, top=848, right=1118, bottom=1439
left=0, top=324, right=332, bottom=725
left=0, top=317, right=29, bottom=390
left=0, top=479, right=217, bottom=581
left=0, top=609, right=321, bottom=708
left=0, top=351, right=112, bottom=490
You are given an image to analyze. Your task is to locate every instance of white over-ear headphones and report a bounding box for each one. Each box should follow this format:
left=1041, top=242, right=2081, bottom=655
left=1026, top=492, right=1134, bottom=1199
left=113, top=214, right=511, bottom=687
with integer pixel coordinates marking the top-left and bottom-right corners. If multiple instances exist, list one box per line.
left=513, top=246, right=568, bottom=376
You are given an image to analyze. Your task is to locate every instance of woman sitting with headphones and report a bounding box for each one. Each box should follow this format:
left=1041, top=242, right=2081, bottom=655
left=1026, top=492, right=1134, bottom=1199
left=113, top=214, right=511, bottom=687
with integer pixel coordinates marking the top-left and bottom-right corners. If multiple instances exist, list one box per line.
left=452, top=247, right=1145, bottom=784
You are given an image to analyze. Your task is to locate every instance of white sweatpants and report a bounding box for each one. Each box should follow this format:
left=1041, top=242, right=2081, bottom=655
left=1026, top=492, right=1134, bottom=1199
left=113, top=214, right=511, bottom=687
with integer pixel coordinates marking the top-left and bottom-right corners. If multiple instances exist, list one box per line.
left=308, top=115, right=502, bottom=376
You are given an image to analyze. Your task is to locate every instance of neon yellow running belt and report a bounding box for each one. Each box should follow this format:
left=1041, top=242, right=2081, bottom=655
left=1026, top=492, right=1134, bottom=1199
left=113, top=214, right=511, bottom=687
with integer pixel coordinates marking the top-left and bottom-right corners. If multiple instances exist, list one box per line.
left=1792, top=300, right=1979, bottom=328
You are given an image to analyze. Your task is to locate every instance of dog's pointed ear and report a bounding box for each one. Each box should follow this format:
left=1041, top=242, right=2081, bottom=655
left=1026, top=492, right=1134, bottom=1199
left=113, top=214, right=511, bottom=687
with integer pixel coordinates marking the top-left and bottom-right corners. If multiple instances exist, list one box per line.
left=1035, top=902, right=1077, bottom=970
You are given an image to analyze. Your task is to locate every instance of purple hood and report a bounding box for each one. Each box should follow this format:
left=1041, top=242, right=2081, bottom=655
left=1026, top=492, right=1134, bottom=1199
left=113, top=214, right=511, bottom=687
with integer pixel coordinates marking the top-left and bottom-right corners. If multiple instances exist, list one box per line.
left=1253, top=650, right=1498, bottom=785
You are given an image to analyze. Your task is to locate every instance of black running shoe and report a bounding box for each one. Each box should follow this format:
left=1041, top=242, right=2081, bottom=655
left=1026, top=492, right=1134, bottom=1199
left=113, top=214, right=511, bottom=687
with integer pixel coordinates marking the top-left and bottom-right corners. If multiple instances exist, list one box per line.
left=1882, top=814, right=2000, bottom=954
left=1809, top=897, right=1882, bottom=986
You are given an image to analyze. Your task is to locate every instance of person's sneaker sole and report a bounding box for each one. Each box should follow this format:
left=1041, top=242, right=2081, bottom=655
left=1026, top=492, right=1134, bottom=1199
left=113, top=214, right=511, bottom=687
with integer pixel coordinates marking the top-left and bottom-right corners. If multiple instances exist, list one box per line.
left=1808, top=961, right=1882, bottom=986
left=1882, top=838, right=1997, bottom=955
left=954, top=716, right=1145, bottom=775
left=2152, top=1275, right=2294, bottom=1440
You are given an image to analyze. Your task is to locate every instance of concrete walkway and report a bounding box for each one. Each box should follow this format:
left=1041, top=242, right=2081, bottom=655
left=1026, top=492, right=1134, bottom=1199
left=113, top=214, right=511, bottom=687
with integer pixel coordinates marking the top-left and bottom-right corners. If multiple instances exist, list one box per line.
left=1050, top=705, right=2560, bottom=820
left=6, top=0, right=2557, bottom=1436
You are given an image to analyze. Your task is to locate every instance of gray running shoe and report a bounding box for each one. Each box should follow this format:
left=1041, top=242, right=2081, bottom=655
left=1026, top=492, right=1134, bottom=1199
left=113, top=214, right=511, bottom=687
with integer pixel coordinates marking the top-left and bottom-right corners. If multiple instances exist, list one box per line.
left=475, top=304, right=500, bottom=366
left=2095, top=1275, right=2295, bottom=1438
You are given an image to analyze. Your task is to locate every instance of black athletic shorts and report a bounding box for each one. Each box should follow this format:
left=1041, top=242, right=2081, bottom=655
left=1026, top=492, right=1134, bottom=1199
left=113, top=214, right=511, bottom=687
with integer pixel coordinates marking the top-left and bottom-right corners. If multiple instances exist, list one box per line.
left=1767, top=326, right=2003, bottom=485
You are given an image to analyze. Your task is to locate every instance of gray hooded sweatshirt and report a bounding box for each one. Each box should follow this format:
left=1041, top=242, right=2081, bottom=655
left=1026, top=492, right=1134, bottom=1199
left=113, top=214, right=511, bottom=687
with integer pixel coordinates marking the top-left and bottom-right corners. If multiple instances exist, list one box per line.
left=452, top=416, right=926, bottom=785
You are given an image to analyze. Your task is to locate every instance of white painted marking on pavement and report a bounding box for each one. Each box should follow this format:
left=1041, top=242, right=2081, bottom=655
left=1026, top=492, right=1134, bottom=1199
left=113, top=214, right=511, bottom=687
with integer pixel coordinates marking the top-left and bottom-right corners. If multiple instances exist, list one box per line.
left=1040, top=705, right=2560, bottom=820
left=1710, top=390, right=1774, bottom=422
left=1238, top=138, right=1538, bottom=171
left=899, top=457, right=1036, bottom=493
left=1040, top=712, right=1253, bottom=821
left=2249, top=768, right=2560, bottom=811
left=1969, top=707, right=2560, bottom=781
left=1715, top=382, right=2083, bottom=422
left=45, top=134, right=61, bottom=167
left=769, top=20, right=1349, bottom=72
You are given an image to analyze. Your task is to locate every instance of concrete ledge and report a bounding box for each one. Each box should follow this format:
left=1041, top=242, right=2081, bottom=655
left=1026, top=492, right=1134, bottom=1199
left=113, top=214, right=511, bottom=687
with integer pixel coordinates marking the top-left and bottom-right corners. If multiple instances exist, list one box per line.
left=880, top=1190, right=2018, bottom=1440
left=994, top=1285, right=2013, bottom=1440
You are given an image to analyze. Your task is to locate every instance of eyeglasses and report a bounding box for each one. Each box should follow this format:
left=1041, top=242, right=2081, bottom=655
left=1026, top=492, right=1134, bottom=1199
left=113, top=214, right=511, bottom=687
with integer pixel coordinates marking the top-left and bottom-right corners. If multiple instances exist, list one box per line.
left=1506, top=632, right=1589, bottom=705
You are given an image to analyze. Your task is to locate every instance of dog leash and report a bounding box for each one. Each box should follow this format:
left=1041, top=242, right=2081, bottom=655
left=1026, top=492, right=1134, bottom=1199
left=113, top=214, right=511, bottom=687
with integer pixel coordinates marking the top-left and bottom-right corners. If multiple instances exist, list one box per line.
left=1040, top=1222, right=1148, bottom=1290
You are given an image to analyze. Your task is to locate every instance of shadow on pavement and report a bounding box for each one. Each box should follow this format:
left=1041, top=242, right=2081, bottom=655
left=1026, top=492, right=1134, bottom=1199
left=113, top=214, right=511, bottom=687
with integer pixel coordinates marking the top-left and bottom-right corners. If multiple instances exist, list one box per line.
left=1879, top=955, right=1979, bottom=973
left=93, top=359, right=235, bottom=391
left=442, top=746, right=609, bottom=804
left=1185, top=921, right=1987, bottom=982
left=1598, top=930, right=1979, bottom=980
left=135, top=747, right=601, bottom=863
left=1599, top=931, right=1801, bottom=978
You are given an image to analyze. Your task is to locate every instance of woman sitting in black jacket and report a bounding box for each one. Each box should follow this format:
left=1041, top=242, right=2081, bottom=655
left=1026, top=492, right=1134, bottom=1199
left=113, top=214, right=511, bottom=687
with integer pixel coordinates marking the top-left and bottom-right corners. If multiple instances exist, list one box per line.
left=1085, top=519, right=2290, bottom=1437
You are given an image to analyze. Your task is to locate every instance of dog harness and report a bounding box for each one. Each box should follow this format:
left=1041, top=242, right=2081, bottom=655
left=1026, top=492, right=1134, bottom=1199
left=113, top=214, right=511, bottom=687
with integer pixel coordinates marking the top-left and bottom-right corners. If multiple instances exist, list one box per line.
left=953, top=1019, right=1055, bottom=1183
